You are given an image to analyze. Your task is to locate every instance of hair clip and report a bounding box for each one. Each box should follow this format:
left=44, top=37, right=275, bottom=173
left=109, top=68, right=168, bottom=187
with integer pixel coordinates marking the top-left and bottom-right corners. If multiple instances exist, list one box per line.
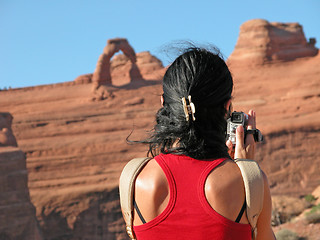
left=181, top=95, right=196, bottom=122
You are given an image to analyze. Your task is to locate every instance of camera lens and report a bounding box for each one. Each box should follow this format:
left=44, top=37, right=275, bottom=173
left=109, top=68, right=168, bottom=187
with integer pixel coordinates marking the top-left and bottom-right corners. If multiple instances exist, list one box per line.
left=232, top=112, right=243, bottom=123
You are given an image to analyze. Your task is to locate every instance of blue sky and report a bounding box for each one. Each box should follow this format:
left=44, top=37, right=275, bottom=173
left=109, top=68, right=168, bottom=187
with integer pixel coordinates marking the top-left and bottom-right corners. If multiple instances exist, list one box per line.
left=0, top=0, right=319, bottom=89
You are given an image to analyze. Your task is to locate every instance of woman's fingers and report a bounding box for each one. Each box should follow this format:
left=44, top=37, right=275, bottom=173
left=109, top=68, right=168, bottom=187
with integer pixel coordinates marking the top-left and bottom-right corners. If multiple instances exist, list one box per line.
left=247, top=110, right=256, bottom=130
left=245, top=110, right=256, bottom=159
left=245, top=110, right=255, bottom=146
left=233, top=110, right=257, bottom=160
left=226, top=110, right=258, bottom=160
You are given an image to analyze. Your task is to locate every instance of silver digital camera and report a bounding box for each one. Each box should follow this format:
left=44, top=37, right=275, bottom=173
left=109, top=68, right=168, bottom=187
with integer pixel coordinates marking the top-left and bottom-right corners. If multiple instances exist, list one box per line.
left=226, top=111, right=264, bottom=145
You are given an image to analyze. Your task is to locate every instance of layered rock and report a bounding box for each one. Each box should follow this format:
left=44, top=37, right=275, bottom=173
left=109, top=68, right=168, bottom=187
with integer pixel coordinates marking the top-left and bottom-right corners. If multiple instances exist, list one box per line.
left=110, top=51, right=163, bottom=83
left=92, top=38, right=139, bottom=86
left=74, top=51, right=163, bottom=87
left=312, top=185, right=320, bottom=205
left=74, top=38, right=164, bottom=100
left=228, top=19, right=318, bottom=65
left=91, top=38, right=142, bottom=100
left=0, top=113, right=42, bottom=239
left=271, top=195, right=310, bottom=226
left=0, top=113, right=17, bottom=147
left=74, top=73, right=93, bottom=85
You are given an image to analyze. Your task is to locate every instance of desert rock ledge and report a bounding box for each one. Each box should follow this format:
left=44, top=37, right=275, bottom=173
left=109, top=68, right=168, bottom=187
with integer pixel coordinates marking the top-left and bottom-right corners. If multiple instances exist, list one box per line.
left=0, top=113, right=42, bottom=239
left=228, top=19, right=318, bottom=65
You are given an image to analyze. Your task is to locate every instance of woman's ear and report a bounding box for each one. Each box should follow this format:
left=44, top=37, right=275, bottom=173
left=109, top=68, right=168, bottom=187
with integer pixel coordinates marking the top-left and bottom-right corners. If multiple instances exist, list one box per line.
left=160, top=94, right=164, bottom=107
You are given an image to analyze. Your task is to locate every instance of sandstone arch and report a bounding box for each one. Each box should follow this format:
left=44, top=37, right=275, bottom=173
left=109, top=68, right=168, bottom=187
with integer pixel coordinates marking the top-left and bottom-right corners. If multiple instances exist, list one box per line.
left=92, top=38, right=142, bottom=100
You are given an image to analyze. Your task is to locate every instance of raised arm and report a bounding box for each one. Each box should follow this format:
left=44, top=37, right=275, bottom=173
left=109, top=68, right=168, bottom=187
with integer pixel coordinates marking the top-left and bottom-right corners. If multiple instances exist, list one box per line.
left=227, top=110, right=275, bottom=239
left=256, top=171, right=275, bottom=240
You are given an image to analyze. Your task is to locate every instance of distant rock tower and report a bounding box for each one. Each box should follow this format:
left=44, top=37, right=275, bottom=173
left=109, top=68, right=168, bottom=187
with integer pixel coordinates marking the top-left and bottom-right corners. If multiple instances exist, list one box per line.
left=0, top=112, right=42, bottom=239
left=228, top=19, right=318, bottom=65
left=92, top=38, right=142, bottom=100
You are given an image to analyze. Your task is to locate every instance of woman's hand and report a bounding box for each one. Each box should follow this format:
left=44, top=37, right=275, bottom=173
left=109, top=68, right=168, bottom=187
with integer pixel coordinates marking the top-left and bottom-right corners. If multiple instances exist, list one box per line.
left=226, top=110, right=256, bottom=160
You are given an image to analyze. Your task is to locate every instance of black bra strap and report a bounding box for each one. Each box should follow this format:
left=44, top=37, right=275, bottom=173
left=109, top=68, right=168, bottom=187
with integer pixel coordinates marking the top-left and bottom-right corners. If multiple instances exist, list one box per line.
left=235, top=199, right=247, bottom=223
left=133, top=199, right=146, bottom=224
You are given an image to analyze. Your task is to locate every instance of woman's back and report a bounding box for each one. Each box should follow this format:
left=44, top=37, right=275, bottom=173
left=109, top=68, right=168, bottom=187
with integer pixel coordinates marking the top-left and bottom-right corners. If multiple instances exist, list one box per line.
left=133, top=153, right=251, bottom=240
left=123, top=47, right=275, bottom=240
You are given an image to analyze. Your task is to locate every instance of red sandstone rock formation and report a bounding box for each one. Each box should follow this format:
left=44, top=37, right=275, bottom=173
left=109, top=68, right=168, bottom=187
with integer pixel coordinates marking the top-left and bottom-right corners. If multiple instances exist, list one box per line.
left=92, top=38, right=138, bottom=85
left=110, top=51, right=163, bottom=86
left=92, top=38, right=142, bottom=100
left=312, top=185, right=320, bottom=205
left=228, top=19, right=318, bottom=65
left=74, top=73, right=93, bottom=84
left=0, top=128, right=42, bottom=239
left=0, top=113, right=17, bottom=147
left=74, top=51, right=164, bottom=87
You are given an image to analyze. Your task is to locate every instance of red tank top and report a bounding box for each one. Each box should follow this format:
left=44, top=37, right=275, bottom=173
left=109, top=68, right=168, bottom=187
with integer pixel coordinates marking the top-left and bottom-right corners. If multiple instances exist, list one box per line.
left=133, top=153, right=252, bottom=240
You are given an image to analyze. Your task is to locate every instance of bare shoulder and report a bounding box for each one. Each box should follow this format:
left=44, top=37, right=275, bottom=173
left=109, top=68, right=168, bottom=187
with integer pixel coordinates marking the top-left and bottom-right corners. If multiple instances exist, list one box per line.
left=134, top=158, right=169, bottom=224
left=205, top=159, right=248, bottom=223
left=206, top=159, right=244, bottom=191
left=135, top=158, right=167, bottom=189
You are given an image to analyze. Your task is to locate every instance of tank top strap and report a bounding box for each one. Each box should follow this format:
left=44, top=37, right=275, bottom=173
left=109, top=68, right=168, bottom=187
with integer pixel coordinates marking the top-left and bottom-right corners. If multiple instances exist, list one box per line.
left=155, top=154, right=229, bottom=193
left=134, top=154, right=252, bottom=240
left=154, top=154, right=177, bottom=208
left=154, top=154, right=176, bottom=193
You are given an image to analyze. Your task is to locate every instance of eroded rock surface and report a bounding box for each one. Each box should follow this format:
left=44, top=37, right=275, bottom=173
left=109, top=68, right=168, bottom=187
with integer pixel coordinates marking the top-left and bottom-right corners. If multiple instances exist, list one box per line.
left=312, top=185, right=320, bottom=205
left=271, top=195, right=309, bottom=226
left=91, top=38, right=142, bottom=101
left=0, top=147, right=42, bottom=239
left=110, top=51, right=163, bottom=85
left=0, top=112, right=42, bottom=239
left=228, top=19, right=318, bottom=65
left=74, top=73, right=93, bottom=85
left=0, top=112, right=17, bottom=147
left=74, top=50, right=164, bottom=88
left=92, top=38, right=138, bottom=85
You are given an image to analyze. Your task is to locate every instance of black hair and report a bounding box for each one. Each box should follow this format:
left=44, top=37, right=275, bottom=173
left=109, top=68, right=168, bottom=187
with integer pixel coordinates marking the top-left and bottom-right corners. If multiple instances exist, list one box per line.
left=135, top=47, right=233, bottom=159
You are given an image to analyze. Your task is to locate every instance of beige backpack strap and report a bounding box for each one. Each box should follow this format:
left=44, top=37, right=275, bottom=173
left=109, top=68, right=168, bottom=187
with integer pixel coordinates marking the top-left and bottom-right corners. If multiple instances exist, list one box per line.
left=234, top=159, right=264, bottom=239
left=119, top=157, right=151, bottom=240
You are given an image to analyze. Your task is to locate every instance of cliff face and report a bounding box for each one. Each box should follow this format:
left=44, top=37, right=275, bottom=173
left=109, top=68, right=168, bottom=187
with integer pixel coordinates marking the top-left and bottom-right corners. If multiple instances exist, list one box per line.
left=0, top=81, right=163, bottom=240
left=0, top=113, right=42, bottom=240
left=228, top=19, right=318, bottom=65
